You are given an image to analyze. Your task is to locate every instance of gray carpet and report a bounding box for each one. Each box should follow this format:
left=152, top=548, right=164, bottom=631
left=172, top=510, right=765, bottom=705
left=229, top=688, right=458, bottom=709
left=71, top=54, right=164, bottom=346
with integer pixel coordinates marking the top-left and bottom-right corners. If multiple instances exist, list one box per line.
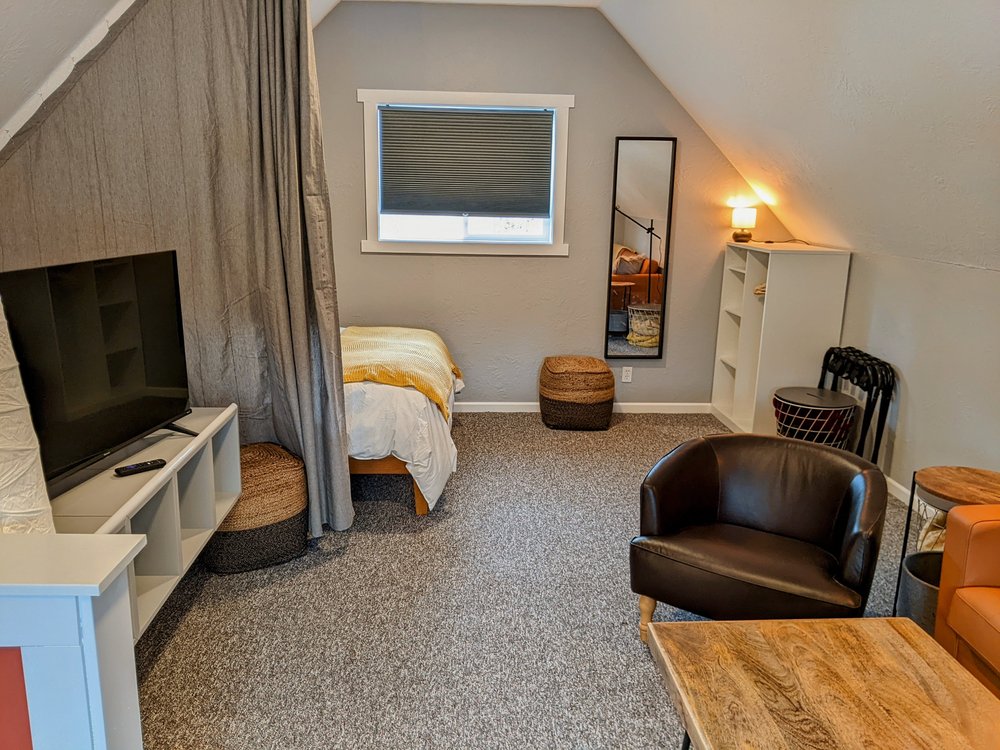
left=135, top=413, right=907, bottom=749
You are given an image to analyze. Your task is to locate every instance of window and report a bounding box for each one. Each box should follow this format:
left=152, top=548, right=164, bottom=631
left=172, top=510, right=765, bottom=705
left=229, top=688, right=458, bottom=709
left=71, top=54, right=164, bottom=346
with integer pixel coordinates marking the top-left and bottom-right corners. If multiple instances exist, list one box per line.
left=358, top=90, right=574, bottom=256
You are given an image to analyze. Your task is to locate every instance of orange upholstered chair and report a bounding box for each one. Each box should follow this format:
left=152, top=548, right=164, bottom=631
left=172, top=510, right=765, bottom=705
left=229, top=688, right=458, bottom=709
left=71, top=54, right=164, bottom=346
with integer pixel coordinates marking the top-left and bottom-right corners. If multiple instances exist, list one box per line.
left=935, top=504, right=1000, bottom=698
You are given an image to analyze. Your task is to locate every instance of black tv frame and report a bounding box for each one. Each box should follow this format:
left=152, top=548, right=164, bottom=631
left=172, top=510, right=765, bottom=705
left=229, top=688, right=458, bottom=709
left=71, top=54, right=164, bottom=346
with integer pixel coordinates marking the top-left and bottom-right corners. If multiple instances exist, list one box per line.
left=0, top=250, right=191, bottom=490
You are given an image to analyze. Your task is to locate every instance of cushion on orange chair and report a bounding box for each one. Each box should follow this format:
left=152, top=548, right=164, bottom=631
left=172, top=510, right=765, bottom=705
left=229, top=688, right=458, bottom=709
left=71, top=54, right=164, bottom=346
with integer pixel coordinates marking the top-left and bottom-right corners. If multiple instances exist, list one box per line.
left=947, top=587, right=1000, bottom=676
left=936, top=507, right=1000, bottom=644
left=935, top=504, right=1000, bottom=697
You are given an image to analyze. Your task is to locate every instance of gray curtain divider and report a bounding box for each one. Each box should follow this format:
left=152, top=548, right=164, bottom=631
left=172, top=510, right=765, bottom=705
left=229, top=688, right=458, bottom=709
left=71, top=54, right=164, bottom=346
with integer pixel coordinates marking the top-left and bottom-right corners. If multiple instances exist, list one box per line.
left=0, top=0, right=353, bottom=534
left=248, top=0, right=354, bottom=535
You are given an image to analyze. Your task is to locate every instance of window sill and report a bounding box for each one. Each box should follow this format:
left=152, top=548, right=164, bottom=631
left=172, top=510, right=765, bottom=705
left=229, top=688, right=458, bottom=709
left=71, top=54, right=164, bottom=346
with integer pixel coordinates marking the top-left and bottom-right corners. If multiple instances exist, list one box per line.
left=361, top=240, right=569, bottom=257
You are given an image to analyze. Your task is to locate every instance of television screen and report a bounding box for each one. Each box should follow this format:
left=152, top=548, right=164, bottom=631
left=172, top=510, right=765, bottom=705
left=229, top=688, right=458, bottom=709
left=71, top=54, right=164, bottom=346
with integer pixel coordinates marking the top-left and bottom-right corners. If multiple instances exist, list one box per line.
left=0, top=251, right=189, bottom=481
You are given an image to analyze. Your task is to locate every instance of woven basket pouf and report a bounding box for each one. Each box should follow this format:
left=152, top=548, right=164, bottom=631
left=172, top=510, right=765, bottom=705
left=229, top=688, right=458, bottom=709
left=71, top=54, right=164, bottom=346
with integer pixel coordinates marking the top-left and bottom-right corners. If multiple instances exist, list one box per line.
left=539, top=355, right=615, bottom=430
left=204, top=443, right=308, bottom=574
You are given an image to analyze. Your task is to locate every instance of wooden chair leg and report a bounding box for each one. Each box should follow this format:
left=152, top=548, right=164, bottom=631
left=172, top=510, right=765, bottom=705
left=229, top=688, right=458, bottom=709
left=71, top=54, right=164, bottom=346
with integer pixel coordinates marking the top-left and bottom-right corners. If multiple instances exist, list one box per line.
left=413, top=480, right=429, bottom=516
left=639, top=595, right=657, bottom=643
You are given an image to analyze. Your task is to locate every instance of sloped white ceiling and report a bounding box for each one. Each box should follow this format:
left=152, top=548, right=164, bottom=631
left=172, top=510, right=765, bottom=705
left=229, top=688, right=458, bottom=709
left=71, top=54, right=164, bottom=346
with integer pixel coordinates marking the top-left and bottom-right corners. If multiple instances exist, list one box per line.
left=2, top=0, right=600, bottom=144
left=600, top=0, right=1000, bottom=269
left=5, top=0, right=998, bottom=264
left=311, top=0, right=598, bottom=28
left=0, top=0, right=131, bottom=146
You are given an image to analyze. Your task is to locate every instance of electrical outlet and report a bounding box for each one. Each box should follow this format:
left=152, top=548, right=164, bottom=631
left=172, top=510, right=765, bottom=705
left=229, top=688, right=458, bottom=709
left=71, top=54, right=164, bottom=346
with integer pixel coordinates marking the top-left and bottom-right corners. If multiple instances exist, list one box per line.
left=622, top=366, right=633, bottom=383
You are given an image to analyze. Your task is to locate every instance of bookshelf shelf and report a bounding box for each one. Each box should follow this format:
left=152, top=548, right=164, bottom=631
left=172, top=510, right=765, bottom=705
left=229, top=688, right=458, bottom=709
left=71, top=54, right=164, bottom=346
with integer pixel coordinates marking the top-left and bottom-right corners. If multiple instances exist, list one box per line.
left=50, top=405, right=241, bottom=640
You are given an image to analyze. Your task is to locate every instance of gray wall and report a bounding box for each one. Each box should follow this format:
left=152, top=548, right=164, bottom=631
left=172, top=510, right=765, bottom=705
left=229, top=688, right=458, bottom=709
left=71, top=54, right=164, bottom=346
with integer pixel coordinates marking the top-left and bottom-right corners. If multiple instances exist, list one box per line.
left=314, top=2, right=785, bottom=404
left=599, top=0, right=1000, bottom=488
left=842, top=255, right=1000, bottom=483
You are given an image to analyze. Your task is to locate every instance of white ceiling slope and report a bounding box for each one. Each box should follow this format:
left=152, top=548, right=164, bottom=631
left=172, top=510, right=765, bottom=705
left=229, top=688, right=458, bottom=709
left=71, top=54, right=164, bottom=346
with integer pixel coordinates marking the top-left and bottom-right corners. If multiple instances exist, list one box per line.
left=311, top=0, right=340, bottom=26
left=599, top=0, right=1000, bottom=269
left=0, top=0, right=592, bottom=149
left=310, top=0, right=598, bottom=27
left=0, top=0, right=134, bottom=148
left=4, top=0, right=998, bottom=270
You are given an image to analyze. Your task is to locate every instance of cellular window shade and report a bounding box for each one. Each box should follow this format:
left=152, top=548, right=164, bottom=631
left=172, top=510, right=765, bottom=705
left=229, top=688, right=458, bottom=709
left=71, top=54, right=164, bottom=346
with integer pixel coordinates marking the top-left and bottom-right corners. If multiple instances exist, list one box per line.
left=378, top=106, right=555, bottom=218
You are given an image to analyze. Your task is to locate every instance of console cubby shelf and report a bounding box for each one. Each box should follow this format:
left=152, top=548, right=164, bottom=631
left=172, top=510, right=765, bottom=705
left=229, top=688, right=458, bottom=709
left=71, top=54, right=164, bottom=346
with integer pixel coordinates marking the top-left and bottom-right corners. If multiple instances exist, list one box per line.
left=711, top=243, right=850, bottom=435
left=50, top=405, right=240, bottom=639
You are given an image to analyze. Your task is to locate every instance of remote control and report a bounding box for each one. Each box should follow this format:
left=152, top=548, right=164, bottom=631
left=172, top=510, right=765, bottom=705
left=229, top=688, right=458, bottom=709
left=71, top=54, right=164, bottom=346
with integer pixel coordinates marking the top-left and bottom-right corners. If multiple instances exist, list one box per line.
left=114, top=459, right=166, bottom=477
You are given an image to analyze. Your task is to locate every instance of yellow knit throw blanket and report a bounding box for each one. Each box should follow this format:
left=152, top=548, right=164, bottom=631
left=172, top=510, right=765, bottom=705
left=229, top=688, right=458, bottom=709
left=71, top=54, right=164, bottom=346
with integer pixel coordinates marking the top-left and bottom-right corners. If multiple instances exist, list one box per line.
left=341, top=326, right=463, bottom=419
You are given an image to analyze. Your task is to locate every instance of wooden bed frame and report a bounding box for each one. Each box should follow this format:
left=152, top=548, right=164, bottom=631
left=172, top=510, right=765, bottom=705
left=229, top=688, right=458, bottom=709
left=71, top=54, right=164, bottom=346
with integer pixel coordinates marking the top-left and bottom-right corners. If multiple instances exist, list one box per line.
left=348, top=456, right=429, bottom=515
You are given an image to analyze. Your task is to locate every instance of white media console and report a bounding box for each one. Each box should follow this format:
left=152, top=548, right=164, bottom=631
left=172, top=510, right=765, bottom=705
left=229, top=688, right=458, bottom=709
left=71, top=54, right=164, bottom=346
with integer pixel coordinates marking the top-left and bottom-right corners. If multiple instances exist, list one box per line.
left=0, top=534, right=146, bottom=749
left=49, top=405, right=241, bottom=640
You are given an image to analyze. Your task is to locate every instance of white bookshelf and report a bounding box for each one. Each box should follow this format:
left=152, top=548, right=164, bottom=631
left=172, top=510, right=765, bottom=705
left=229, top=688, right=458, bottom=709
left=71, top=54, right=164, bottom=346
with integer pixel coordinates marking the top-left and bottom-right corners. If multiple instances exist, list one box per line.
left=711, top=243, right=850, bottom=434
left=49, top=405, right=240, bottom=639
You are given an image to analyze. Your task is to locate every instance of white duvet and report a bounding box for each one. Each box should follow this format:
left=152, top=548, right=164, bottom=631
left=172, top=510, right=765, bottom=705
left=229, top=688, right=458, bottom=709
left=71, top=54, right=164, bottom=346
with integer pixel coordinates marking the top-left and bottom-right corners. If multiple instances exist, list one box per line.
left=344, top=378, right=462, bottom=510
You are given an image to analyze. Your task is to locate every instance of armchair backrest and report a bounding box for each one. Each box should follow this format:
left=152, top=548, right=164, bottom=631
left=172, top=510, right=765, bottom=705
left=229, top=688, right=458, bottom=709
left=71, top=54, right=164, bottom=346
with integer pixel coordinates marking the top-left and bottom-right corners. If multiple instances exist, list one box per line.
left=706, top=434, right=884, bottom=554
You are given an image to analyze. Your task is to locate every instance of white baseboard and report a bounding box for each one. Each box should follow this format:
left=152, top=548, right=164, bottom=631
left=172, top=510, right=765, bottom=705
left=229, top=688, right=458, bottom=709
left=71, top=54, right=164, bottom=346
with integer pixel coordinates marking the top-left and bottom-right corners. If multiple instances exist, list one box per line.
left=453, top=402, right=712, bottom=414
left=613, top=402, right=711, bottom=414
left=885, top=475, right=910, bottom=504
left=453, top=402, right=539, bottom=413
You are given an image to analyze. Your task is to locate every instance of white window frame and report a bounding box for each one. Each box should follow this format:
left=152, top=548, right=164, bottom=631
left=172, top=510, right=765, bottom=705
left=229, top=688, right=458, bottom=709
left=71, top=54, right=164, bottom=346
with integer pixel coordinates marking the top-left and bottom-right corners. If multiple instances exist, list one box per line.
left=357, top=89, right=574, bottom=257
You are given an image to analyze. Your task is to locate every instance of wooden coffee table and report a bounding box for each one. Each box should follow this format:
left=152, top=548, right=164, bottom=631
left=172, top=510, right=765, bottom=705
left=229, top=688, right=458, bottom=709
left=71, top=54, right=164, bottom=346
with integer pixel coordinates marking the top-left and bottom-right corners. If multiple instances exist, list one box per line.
left=648, top=617, right=1000, bottom=749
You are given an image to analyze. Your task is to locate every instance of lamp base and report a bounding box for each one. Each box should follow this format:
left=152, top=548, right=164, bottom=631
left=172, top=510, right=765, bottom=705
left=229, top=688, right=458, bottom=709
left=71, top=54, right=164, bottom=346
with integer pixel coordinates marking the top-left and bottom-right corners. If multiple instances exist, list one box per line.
left=732, top=229, right=753, bottom=242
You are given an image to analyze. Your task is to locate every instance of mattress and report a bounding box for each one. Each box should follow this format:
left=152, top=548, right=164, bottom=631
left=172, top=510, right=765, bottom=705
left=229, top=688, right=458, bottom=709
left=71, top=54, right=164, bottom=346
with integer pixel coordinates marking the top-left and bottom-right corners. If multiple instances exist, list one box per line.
left=344, top=377, right=463, bottom=510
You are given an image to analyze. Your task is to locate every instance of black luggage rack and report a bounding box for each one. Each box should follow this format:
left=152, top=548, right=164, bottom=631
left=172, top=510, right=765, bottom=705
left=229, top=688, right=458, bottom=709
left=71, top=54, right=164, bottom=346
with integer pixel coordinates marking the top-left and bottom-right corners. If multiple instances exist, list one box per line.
left=818, top=346, right=896, bottom=463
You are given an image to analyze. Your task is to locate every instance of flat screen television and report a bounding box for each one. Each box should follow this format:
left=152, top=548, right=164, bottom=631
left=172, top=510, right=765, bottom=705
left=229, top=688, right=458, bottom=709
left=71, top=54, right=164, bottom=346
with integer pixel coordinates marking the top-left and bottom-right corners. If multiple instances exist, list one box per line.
left=0, top=250, right=189, bottom=483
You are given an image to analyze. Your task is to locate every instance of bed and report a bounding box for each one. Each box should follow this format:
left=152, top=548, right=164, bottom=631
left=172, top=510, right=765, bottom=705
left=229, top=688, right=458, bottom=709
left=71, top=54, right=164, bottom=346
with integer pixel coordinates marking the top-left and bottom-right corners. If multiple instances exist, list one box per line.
left=341, top=327, right=463, bottom=515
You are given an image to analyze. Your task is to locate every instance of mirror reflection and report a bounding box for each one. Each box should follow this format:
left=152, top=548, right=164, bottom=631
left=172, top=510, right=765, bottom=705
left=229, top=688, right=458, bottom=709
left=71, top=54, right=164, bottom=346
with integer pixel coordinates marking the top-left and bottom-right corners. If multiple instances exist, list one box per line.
left=604, top=137, right=676, bottom=359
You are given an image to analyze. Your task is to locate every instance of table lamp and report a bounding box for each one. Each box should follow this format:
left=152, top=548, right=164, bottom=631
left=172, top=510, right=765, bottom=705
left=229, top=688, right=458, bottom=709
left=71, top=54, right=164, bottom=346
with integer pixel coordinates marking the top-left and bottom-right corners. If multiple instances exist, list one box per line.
left=731, top=207, right=757, bottom=242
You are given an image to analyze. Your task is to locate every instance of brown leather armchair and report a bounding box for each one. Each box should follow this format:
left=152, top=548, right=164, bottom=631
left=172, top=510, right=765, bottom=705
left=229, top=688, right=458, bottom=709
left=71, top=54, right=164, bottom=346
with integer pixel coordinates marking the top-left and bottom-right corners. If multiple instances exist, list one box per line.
left=630, top=434, right=888, bottom=641
left=935, top=504, right=1000, bottom=698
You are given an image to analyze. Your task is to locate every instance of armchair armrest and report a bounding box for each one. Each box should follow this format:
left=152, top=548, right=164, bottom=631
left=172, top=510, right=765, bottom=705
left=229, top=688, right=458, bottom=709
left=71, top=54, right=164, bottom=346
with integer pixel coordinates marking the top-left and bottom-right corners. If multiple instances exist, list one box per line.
left=837, top=469, right=888, bottom=594
left=639, top=437, right=720, bottom=536
left=936, top=505, right=1000, bottom=653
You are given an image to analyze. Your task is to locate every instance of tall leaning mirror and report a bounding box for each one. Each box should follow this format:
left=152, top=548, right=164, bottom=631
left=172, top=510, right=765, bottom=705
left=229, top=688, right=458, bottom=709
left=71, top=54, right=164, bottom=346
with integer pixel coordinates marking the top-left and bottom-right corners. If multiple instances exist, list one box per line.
left=604, top=137, right=677, bottom=359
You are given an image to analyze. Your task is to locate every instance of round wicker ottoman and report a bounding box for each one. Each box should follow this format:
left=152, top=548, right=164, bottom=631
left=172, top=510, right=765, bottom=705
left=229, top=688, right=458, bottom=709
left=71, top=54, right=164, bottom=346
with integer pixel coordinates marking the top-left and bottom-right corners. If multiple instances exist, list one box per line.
left=204, top=443, right=308, bottom=574
left=539, top=355, right=615, bottom=431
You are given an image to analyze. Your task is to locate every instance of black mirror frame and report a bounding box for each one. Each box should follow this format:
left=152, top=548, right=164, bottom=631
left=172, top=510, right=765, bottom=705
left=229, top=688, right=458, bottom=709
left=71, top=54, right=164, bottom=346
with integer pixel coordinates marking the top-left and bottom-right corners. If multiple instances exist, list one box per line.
left=603, top=136, right=678, bottom=361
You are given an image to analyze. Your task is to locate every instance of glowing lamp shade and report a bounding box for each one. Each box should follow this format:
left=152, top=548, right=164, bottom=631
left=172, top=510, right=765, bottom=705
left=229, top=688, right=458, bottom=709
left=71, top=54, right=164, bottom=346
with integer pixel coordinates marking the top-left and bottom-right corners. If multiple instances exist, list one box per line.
left=731, top=206, right=757, bottom=242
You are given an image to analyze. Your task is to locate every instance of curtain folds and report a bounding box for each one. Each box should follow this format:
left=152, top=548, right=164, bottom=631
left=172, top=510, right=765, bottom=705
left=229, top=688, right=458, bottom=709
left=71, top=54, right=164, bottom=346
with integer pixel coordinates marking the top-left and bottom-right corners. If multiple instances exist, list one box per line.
left=0, top=0, right=353, bottom=533
left=246, top=0, right=354, bottom=534
left=186, top=0, right=353, bottom=534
